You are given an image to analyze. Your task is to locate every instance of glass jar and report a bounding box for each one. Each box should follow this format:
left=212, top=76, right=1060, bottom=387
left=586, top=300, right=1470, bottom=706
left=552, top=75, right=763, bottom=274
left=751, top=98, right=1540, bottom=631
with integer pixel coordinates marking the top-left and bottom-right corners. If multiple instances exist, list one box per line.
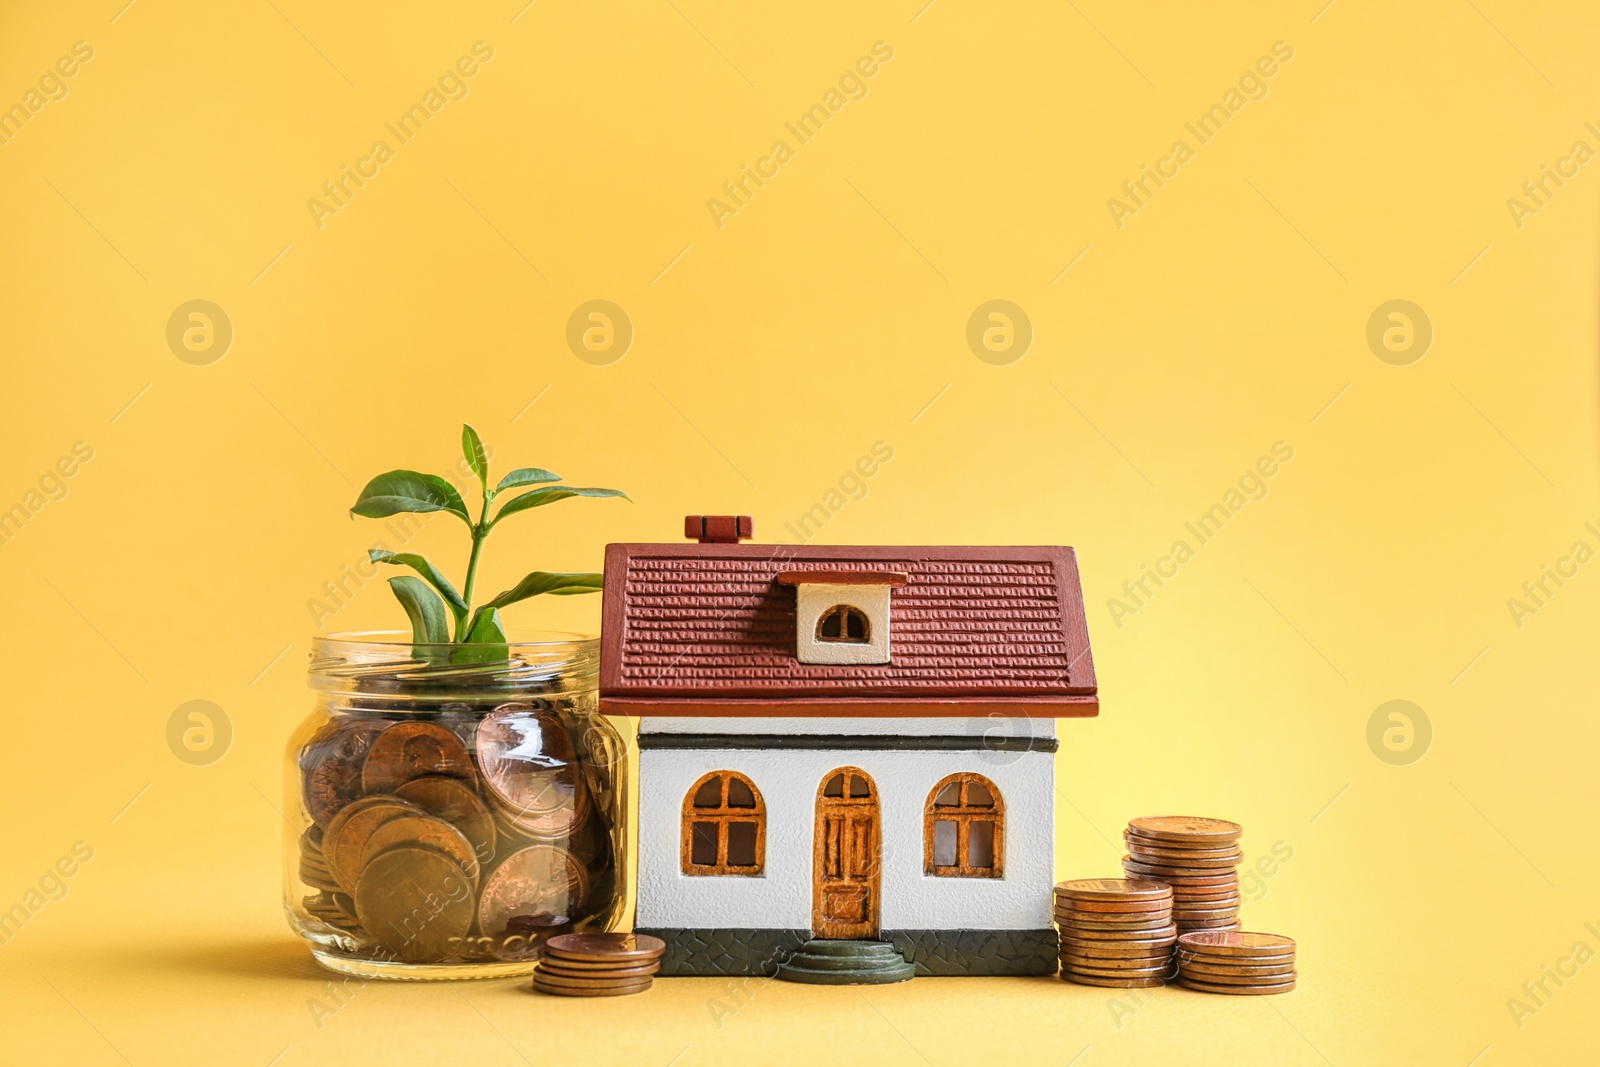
left=283, top=632, right=628, bottom=980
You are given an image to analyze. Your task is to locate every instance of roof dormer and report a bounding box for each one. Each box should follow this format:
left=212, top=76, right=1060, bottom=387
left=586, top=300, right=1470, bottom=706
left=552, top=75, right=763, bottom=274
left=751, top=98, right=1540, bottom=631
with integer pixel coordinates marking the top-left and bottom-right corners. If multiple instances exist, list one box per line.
left=777, top=570, right=908, bottom=665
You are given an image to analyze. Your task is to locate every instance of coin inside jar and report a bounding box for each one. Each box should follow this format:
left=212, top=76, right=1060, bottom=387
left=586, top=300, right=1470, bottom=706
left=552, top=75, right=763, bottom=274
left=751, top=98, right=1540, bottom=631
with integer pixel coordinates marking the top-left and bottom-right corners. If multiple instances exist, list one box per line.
left=476, top=706, right=588, bottom=838
left=357, top=813, right=481, bottom=885
left=394, top=776, right=498, bottom=865
left=353, top=847, right=476, bottom=964
left=477, top=845, right=589, bottom=957
left=325, top=798, right=423, bottom=892
left=361, top=721, right=477, bottom=795
left=301, top=717, right=386, bottom=827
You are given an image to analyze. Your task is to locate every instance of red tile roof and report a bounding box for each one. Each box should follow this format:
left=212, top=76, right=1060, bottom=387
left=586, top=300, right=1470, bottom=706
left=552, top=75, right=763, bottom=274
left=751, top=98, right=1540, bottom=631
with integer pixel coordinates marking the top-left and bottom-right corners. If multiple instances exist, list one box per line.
left=599, top=543, right=1097, bottom=716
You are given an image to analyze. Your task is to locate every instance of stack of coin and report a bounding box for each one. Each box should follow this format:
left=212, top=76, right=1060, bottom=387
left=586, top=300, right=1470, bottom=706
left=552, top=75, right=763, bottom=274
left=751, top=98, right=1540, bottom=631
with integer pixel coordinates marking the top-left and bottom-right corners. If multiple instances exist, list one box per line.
left=1122, top=817, right=1243, bottom=933
left=1053, top=879, right=1177, bottom=988
left=533, top=933, right=664, bottom=997
left=1175, top=931, right=1297, bottom=995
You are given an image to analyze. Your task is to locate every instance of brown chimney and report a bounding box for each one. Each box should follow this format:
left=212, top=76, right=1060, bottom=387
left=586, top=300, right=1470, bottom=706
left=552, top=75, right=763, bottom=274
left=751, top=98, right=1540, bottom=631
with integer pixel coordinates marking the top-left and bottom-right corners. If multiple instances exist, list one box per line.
left=685, top=515, right=753, bottom=544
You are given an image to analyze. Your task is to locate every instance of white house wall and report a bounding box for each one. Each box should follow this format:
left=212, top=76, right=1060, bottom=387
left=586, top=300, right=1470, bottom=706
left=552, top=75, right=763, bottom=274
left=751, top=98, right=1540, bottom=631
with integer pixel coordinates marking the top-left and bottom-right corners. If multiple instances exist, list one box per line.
left=635, top=746, right=1054, bottom=932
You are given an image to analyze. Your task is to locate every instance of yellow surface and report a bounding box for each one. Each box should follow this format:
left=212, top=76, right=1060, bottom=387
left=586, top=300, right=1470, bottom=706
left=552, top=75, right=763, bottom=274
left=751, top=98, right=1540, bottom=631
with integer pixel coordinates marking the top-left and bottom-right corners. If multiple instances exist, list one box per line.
left=2, top=1, right=1597, bottom=1063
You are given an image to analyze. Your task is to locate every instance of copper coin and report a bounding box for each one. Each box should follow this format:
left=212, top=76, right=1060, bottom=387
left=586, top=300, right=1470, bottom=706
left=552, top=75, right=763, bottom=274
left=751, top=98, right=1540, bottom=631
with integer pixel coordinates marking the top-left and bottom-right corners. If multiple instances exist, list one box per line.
left=1062, top=953, right=1177, bottom=972
left=533, top=976, right=652, bottom=997
left=358, top=814, right=481, bottom=885
left=1124, top=836, right=1244, bottom=860
left=476, top=706, right=589, bottom=838
left=394, top=776, right=498, bottom=865
left=1060, top=971, right=1166, bottom=988
left=1053, top=878, right=1173, bottom=903
left=1179, top=931, right=1294, bottom=956
left=1184, top=966, right=1292, bottom=985
left=1178, top=920, right=1243, bottom=933
left=353, top=847, right=476, bottom=963
left=325, top=798, right=421, bottom=892
left=1176, top=975, right=1295, bottom=996
left=537, top=960, right=661, bottom=980
left=1062, top=957, right=1173, bottom=977
left=1055, top=915, right=1175, bottom=933
left=1061, top=896, right=1175, bottom=914
left=1126, top=850, right=1241, bottom=870
left=301, top=718, right=386, bottom=828
left=544, top=932, right=667, bottom=962
left=1178, top=949, right=1295, bottom=969
left=1173, top=902, right=1241, bottom=917
left=1060, top=937, right=1175, bottom=958
left=324, top=793, right=414, bottom=844
left=477, top=846, right=590, bottom=951
left=1058, top=921, right=1178, bottom=942
left=1055, top=906, right=1171, bottom=923
left=1127, top=816, right=1243, bottom=843
left=1170, top=885, right=1242, bottom=901
left=362, top=721, right=476, bottom=795
left=1122, top=859, right=1240, bottom=884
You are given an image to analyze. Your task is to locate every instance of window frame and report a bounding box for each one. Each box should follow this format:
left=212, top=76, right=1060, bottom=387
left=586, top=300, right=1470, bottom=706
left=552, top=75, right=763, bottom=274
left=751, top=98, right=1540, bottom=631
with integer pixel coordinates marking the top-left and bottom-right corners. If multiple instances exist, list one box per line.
left=816, top=604, right=871, bottom=644
left=923, top=772, right=1005, bottom=878
left=681, top=770, right=767, bottom=876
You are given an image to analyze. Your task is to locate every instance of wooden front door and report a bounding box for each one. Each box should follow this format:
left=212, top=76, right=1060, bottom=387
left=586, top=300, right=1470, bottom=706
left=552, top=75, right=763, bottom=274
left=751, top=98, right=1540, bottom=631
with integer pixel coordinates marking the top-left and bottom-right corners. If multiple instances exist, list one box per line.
left=812, top=767, right=880, bottom=939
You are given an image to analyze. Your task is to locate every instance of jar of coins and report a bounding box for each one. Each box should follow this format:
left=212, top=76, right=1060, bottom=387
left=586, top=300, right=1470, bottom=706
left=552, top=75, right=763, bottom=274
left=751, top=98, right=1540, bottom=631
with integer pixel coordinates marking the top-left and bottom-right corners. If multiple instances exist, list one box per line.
left=283, top=632, right=628, bottom=980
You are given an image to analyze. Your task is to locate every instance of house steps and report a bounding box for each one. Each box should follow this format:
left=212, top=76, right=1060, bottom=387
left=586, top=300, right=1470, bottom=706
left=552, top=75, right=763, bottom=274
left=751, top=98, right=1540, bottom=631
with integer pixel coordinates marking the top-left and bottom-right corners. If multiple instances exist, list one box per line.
left=775, top=938, right=916, bottom=985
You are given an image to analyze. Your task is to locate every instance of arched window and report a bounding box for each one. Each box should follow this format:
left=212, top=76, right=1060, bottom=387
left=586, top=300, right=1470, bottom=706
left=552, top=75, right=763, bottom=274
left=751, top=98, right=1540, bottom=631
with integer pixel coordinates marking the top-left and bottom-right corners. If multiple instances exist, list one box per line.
left=924, top=773, right=1003, bottom=877
left=682, top=771, right=765, bottom=875
left=817, top=605, right=870, bottom=643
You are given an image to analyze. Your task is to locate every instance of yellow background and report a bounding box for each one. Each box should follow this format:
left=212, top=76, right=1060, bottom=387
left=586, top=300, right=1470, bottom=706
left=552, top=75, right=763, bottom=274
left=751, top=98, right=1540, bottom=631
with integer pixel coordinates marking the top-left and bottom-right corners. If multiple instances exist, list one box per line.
left=2, top=1, right=1597, bottom=1064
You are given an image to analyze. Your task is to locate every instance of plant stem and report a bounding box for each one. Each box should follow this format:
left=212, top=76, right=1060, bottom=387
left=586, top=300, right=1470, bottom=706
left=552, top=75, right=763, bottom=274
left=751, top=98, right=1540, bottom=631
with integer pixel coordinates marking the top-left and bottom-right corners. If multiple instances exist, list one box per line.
left=456, top=490, right=494, bottom=640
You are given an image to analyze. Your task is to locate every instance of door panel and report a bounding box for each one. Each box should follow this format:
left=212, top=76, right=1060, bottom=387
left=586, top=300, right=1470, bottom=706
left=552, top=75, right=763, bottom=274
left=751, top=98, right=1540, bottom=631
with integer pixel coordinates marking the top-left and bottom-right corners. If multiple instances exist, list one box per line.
left=813, top=768, right=880, bottom=939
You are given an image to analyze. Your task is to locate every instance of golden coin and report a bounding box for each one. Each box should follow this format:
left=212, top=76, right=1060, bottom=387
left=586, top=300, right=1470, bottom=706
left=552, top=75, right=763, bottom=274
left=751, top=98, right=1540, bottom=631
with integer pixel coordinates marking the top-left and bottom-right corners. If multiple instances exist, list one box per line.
left=544, top=932, right=667, bottom=963
left=325, top=798, right=421, bottom=892
left=358, top=813, right=481, bottom=885
left=1176, top=975, right=1295, bottom=996
left=1053, top=878, right=1173, bottom=903
left=353, top=847, right=475, bottom=963
left=1059, top=922, right=1178, bottom=942
left=362, top=721, right=476, bottom=795
left=301, top=718, right=386, bottom=828
left=324, top=794, right=415, bottom=843
left=1060, top=937, right=1175, bottom=958
left=395, top=776, right=498, bottom=865
left=476, top=707, right=589, bottom=838
left=1178, top=931, right=1295, bottom=956
left=477, top=846, right=590, bottom=952
left=533, top=976, right=653, bottom=997
left=1060, top=972, right=1166, bottom=988
left=1126, top=816, right=1243, bottom=843
left=540, top=959, right=659, bottom=979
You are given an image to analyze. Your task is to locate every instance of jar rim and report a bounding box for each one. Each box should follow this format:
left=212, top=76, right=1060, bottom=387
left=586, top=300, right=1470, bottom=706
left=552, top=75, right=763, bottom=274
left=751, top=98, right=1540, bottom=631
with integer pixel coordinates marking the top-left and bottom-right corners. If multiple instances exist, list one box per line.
left=313, top=629, right=597, bottom=650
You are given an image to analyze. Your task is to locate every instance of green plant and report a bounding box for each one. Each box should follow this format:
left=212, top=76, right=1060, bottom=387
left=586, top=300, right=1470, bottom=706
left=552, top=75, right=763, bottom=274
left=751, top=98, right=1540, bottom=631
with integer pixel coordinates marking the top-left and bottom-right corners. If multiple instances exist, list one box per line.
left=349, top=424, right=627, bottom=654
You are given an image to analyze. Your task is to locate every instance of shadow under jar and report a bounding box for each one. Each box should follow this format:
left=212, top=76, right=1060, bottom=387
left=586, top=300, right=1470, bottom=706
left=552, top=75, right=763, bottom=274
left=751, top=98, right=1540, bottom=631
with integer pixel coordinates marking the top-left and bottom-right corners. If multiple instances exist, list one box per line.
left=284, top=632, right=628, bottom=980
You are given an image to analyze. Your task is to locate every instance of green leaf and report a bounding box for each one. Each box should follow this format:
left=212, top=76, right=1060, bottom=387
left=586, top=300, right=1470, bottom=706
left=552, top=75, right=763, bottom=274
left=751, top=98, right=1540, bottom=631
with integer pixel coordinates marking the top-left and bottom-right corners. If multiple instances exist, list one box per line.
left=387, top=576, right=450, bottom=644
left=461, top=424, right=488, bottom=485
left=452, top=607, right=510, bottom=664
left=368, top=550, right=467, bottom=623
left=351, top=470, right=471, bottom=526
left=482, top=571, right=604, bottom=611
left=493, top=486, right=629, bottom=524
left=495, top=467, right=562, bottom=492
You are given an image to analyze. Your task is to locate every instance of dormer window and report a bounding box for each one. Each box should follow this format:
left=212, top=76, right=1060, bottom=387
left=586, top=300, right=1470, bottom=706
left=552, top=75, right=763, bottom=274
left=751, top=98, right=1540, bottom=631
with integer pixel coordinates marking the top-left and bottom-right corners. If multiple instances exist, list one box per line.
left=778, top=569, right=908, bottom=666
left=817, top=605, right=870, bottom=643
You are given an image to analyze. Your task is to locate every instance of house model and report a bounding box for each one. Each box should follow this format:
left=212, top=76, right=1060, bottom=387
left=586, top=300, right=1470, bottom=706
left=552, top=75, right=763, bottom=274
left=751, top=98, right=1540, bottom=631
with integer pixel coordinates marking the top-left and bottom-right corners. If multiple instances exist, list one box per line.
left=599, top=516, right=1098, bottom=982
